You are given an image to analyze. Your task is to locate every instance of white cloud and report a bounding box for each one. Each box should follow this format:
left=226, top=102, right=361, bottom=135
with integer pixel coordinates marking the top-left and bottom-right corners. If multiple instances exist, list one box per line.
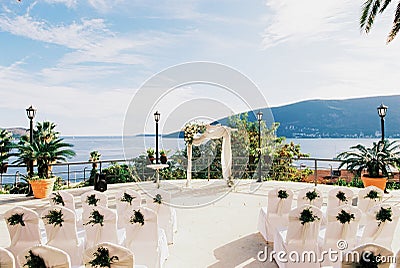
left=43, top=0, right=77, bottom=9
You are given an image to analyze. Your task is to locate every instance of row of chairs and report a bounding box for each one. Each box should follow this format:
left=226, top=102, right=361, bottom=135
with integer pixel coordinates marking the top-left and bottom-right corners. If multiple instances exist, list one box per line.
left=0, top=242, right=139, bottom=268
left=3, top=188, right=176, bottom=268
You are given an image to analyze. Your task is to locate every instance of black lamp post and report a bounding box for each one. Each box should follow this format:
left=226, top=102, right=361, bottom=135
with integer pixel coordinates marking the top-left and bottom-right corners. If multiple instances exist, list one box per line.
left=377, top=103, right=388, bottom=143
left=154, top=111, right=160, bottom=164
left=26, top=105, right=36, bottom=176
left=257, top=111, right=263, bottom=182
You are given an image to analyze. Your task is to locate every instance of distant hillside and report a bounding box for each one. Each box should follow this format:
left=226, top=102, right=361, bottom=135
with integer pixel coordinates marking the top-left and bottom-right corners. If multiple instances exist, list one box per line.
left=165, top=95, right=400, bottom=139
left=0, top=127, right=27, bottom=137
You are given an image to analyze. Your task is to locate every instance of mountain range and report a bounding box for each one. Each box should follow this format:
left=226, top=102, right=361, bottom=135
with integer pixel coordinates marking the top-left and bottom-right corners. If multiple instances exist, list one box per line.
left=166, top=95, right=400, bottom=139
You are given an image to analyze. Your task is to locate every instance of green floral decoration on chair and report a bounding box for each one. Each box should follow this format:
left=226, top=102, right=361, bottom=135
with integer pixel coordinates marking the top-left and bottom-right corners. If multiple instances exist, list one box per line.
left=24, top=250, right=46, bottom=268
left=130, top=209, right=145, bottom=226
left=153, top=194, right=163, bottom=204
left=87, top=194, right=100, bottom=206
left=376, top=207, right=392, bottom=226
left=7, top=213, right=25, bottom=226
left=120, top=192, right=135, bottom=205
left=84, top=210, right=104, bottom=227
left=304, top=189, right=319, bottom=202
left=42, top=209, right=64, bottom=227
left=88, top=246, right=119, bottom=268
left=278, top=190, right=288, bottom=199
left=299, top=207, right=320, bottom=225
left=51, top=192, right=65, bottom=206
left=336, top=191, right=348, bottom=202
left=364, top=190, right=380, bottom=200
left=336, top=209, right=355, bottom=224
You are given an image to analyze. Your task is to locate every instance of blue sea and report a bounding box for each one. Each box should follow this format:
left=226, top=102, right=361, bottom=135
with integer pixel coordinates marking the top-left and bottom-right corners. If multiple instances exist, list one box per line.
left=0, top=136, right=388, bottom=185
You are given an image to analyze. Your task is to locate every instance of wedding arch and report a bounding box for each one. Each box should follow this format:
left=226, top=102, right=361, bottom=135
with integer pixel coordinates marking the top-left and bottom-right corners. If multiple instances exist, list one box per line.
left=185, top=124, right=235, bottom=187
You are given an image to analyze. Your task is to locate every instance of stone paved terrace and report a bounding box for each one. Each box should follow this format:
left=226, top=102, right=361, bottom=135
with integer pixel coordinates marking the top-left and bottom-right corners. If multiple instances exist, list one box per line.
left=1, top=180, right=400, bottom=267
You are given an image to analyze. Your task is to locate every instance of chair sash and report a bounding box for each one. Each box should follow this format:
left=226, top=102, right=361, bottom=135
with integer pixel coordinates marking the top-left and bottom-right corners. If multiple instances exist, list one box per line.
left=17, top=245, right=71, bottom=268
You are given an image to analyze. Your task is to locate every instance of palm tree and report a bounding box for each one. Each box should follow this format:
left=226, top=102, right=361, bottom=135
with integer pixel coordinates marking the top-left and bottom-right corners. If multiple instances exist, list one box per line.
left=0, top=129, right=15, bottom=173
left=15, top=121, right=75, bottom=179
left=360, top=0, right=400, bottom=43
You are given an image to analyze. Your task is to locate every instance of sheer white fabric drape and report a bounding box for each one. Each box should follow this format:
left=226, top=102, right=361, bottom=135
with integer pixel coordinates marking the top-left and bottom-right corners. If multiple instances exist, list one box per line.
left=17, top=244, right=71, bottom=268
left=4, top=206, right=42, bottom=259
left=257, top=187, right=293, bottom=242
left=327, top=187, right=354, bottom=211
left=187, top=125, right=233, bottom=186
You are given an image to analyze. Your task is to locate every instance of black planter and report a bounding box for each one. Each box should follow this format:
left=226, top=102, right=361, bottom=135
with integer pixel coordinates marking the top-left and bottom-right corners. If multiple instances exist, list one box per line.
left=160, top=155, right=168, bottom=164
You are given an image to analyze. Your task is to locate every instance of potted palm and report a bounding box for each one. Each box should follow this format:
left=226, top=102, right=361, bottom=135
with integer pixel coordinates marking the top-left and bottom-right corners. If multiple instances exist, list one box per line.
left=15, top=121, right=75, bottom=198
left=0, top=129, right=15, bottom=174
left=147, top=148, right=155, bottom=164
left=160, top=149, right=169, bottom=164
left=337, top=140, right=400, bottom=190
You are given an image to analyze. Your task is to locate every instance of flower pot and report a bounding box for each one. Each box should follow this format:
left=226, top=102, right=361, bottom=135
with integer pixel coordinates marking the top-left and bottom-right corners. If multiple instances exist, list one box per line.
left=29, top=178, right=56, bottom=199
left=361, top=175, right=387, bottom=191
left=148, top=157, right=155, bottom=164
left=160, top=155, right=167, bottom=164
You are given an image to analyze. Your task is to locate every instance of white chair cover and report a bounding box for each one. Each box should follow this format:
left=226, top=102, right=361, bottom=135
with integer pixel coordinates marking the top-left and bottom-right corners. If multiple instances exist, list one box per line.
left=0, top=247, right=15, bottom=268
left=357, top=186, right=384, bottom=226
left=297, top=188, right=323, bottom=208
left=341, top=243, right=393, bottom=268
left=359, top=204, right=400, bottom=249
left=41, top=205, right=83, bottom=266
left=81, top=190, right=108, bottom=209
left=326, top=187, right=354, bottom=211
left=50, top=190, right=76, bottom=212
left=274, top=205, right=322, bottom=268
left=17, top=244, right=71, bottom=268
left=396, top=249, right=400, bottom=268
left=4, top=206, right=41, bottom=259
left=83, top=242, right=134, bottom=268
left=83, top=206, right=118, bottom=250
left=319, top=205, right=362, bottom=267
left=145, top=189, right=177, bottom=244
left=116, top=189, right=142, bottom=228
left=257, top=187, right=294, bottom=242
left=124, top=207, right=168, bottom=268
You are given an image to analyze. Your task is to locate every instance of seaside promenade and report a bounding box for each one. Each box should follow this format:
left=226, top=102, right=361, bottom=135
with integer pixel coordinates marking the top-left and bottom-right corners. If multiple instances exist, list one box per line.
left=1, top=180, right=400, bottom=267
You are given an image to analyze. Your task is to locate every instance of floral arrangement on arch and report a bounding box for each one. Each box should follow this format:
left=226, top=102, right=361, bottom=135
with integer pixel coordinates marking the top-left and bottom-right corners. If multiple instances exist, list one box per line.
left=183, top=123, right=206, bottom=145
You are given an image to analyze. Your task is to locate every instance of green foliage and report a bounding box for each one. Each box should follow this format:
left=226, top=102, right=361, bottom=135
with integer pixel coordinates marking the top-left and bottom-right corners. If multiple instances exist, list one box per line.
left=130, top=209, right=144, bottom=226
left=386, top=181, right=400, bottom=190
left=153, top=194, right=162, bottom=204
left=14, top=121, right=75, bottom=179
left=146, top=148, right=155, bottom=157
left=305, top=189, right=320, bottom=202
left=336, top=191, right=348, bottom=202
left=51, top=192, right=64, bottom=206
left=376, top=207, right=392, bottom=226
left=88, top=246, right=119, bottom=268
left=337, top=140, right=400, bottom=178
left=0, top=129, right=15, bottom=167
left=120, top=192, right=135, bottom=205
left=42, top=209, right=64, bottom=227
left=24, top=250, right=46, bottom=268
left=336, top=209, right=355, bottom=224
left=89, top=151, right=101, bottom=162
left=278, top=190, right=288, bottom=199
left=365, top=190, right=380, bottom=200
left=359, top=251, right=382, bottom=267
left=7, top=213, right=25, bottom=226
left=102, top=162, right=136, bottom=184
left=87, top=194, right=100, bottom=206
left=299, top=208, right=320, bottom=225
left=84, top=210, right=104, bottom=226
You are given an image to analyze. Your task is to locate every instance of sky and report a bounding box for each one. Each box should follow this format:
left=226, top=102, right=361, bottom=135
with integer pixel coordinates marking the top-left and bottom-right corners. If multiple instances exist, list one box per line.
left=1, top=0, right=400, bottom=135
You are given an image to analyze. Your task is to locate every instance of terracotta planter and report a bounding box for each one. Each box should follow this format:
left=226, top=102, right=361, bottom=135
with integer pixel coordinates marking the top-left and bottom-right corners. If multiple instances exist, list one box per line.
left=361, top=175, right=387, bottom=191
left=29, top=178, right=56, bottom=199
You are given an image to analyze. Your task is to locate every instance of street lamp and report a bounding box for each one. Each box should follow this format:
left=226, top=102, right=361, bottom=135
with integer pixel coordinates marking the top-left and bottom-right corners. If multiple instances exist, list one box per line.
left=377, top=103, right=388, bottom=143
left=257, top=111, right=263, bottom=182
left=26, top=105, right=36, bottom=176
left=154, top=111, right=160, bottom=164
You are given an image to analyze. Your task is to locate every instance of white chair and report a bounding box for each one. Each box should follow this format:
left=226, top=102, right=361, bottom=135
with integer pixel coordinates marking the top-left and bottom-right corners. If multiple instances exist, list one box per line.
left=17, top=244, right=71, bottom=268
left=319, top=205, right=362, bottom=267
left=4, top=206, right=42, bottom=259
left=83, top=242, right=134, bottom=268
left=396, top=249, right=400, bottom=268
left=116, top=189, right=142, bottom=228
left=359, top=204, right=400, bottom=249
left=41, top=205, right=83, bottom=266
left=81, top=190, right=108, bottom=209
left=145, top=189, right=177, bottom=244
left=342, top=243, right=393, bottom=268
left=0, top=247, right=15, bottom=268
left=83, top=206, right=119, bottom=250
left=326, top=187, right=354, bottom=211
left=257, top=187, right=294, bottom=242
left=274, top=205, right=322, bottom=268
left=357, top=186, right=384, bottom=225
left=49, top=190, right=76, bottom=212
left=297, top=187, right=323, bottom=208
left=124, top=207, right=168, bottom=268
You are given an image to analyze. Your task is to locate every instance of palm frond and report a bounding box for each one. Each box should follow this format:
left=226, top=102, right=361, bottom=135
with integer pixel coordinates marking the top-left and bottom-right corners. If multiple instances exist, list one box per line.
left=387, top=2, right=400, bottom=42
left=380, top=0, right=392, bottom=12
left=361, top=0, right=376, bottom=31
